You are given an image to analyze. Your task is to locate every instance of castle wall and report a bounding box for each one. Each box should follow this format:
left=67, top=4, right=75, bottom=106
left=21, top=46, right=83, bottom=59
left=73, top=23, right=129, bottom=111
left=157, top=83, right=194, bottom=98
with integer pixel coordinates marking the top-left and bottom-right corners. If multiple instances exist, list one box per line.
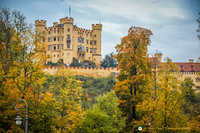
left=43, top=67, right=200, bottom=92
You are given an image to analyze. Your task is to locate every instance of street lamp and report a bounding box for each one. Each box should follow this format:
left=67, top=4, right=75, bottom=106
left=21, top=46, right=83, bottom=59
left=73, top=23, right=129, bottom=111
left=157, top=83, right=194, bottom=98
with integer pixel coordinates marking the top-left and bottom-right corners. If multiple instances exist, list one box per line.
left=14, top=99, right=28, bottom=133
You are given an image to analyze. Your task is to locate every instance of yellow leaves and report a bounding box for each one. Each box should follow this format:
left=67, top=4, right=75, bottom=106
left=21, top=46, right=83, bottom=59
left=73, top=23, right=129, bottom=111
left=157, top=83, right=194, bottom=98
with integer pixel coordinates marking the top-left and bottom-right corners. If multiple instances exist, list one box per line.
left=187, top=116, right=200, bottom=131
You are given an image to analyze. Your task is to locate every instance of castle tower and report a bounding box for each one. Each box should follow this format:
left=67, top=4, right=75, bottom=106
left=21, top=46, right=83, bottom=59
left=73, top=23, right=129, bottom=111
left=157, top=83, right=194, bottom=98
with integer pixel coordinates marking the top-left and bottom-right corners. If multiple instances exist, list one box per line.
left=154, top=53, right=162, bottom=63
left=60, top=17, right=74, bottom=64
left=35, top=20, right=46, bottom=34
left=92, top=24, right=102, bottom=67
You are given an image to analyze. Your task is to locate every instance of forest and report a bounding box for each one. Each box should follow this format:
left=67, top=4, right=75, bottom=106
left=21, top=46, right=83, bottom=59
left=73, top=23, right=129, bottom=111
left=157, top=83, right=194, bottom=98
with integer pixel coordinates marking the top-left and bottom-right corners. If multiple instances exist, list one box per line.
left=0, top=8, right=200, bottom=133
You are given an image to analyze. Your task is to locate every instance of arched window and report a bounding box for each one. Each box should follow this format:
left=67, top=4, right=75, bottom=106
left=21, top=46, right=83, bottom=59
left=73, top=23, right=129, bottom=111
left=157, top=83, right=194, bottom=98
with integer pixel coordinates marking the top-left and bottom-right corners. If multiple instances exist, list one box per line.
left=78, top=45, right=84, bottom=51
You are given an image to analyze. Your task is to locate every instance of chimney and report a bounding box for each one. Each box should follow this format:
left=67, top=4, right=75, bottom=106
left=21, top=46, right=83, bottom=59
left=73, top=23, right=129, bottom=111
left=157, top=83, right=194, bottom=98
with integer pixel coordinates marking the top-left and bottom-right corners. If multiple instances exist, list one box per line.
left=189, top=59, right=194, bottom=63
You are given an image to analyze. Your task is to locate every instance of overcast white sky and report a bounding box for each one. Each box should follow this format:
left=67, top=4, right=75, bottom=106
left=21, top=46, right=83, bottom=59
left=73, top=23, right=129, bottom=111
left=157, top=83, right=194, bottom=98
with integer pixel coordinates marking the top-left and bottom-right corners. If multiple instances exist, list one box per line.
left=1, top=0, right=200, bottom=62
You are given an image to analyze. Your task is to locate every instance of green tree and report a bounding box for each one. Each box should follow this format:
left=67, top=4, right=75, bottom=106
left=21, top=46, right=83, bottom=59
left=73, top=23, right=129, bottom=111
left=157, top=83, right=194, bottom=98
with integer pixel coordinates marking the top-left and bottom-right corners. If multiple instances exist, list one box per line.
left=70, top=57, right=81, bottom=67
left=114, top=26, right=153, bottom=131
left=101, top=52, right=118, bottom=68
left=137, top=59, right=188, bottom=132
left=75, top=75, right=116, bottom=109
left=78, top=91, right=125, bottom=133
left=181, top=78, right=200, bottom=132
left=81, top=60, right=96, bottom=68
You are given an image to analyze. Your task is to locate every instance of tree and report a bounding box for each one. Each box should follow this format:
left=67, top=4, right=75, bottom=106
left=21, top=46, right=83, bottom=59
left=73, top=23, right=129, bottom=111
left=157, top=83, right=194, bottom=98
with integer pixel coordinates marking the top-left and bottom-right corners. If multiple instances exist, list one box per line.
left=101, top=52, right=118, bottom=68
left=137, top=58, right=188, bottom=132
left=0, top=8, right=52, bottom=132
left=70, top=57, right=81, bottom=67
left=75, top=75, right=116, bottom=109
left=180, top=78, right=200, bottom=132
left=81, top=60, right=96, bottom=68
left=114, top=26, right=153, bottom=131
left=50, top=69, right=84, bottom=132
left=47, top=59, right=64, bottom=67
left=78, top=91, right=125, bottom=133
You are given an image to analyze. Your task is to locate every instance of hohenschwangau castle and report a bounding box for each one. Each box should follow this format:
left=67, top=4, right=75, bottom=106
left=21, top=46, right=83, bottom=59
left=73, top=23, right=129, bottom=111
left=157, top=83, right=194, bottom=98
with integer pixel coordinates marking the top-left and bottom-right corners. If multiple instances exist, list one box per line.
left=35, top=17, right=102, bottom=67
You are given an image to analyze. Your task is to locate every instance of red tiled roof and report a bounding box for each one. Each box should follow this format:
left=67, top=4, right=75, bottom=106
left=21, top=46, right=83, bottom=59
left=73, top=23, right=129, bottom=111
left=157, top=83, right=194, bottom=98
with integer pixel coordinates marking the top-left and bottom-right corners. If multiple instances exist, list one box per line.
left=174, top=62, right=200, bottom=72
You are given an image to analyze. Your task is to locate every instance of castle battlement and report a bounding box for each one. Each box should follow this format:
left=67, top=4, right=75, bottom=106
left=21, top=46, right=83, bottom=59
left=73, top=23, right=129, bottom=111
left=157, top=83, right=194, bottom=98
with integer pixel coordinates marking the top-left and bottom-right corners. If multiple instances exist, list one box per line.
left=43, top=67, right=118, bottom=78
left=92, top=24, right=102, bottom=30
left=60, top=17, right=74, bottom=24
left=35, top=20, right=46, bottom=26
left=74, top=27, right=92, bottom=33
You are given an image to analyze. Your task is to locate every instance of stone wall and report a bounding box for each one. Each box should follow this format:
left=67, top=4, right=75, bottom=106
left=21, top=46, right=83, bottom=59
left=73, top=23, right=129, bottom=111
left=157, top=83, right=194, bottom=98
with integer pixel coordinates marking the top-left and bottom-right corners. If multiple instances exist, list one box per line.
left=43, top=67, right=119, bottom=78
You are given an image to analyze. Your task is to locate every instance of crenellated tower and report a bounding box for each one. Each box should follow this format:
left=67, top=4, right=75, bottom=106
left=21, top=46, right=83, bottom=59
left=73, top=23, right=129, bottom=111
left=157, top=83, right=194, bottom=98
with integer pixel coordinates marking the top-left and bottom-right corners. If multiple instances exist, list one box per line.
left=35, top=20, right=46, bottom=33
left=92, top=24, right=102, bottom=67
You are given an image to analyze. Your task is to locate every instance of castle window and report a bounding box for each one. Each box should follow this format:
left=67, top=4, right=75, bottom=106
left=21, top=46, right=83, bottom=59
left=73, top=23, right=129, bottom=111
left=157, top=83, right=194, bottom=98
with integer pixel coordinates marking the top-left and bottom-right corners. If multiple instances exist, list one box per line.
left=180, top=65, right=184, bottom=72
left=49, top=31, right=51, bottom=34
left=57, top=54, right=59, bottom=57
left=89, top=57, right=90, bottom=59
left=78, top=37, right=84, bottom=43
left=67, top=35, right=70, bottom=40
left=43, top=38, right=45, bottom=42
left=54, top=37, right=56, bottom=41
left=48, top=37, right=51, bottom=42
left=54, top=44, right=56, bottom=50
left=54, top=54, right=55, bottom=57
left=94, top=48, right=97, bottom=53
left=196, top=77, right=200, bottom=82
left=90, top=41, right=92, bottom=45
left=62, top=36, right=64, bottom=41
left=94, top=41, right=96, bottom=45
left=57, top=30, right=59, bottom=33
left=57, top=44, right=60, bottom=50
left=191, top=65, right=194, bottom=72
left=86, top=34, right=88, bottom=37
left=43, top=31, right=45, bottom=34
left=78, top=45, right=84, bottom=51
left=67, top=28, right=70, bottom=32
left=54, top=29, right=56, bottom=33
left=94, top=34, right=96, bottom=37
left=67, top=41, right=70, bottom=48
left=48, top=45, right=51, bottom=51
left=86, top=40, right=88, bottom=44
left=62, top=44, right=64, bottom=49
left=86, top=47, right=88, bottom=52
left=57, top=37, right=59, bottom=41
left=90, top=48, right=92, bottom=53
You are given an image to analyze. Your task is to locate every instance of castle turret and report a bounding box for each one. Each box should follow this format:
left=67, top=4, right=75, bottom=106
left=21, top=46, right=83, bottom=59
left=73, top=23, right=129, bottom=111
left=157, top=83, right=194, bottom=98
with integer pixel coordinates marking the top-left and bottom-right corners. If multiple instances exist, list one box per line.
left=61, top=17, right=74, bottom=64
left=92, top=24, right=102, bottom=31
left=92, top=24, right=102, bottom=67
left=59, top=17, right=74, bottom=24
left=35, top=20, right=46, bottom=33
left=154, top=53, right=162, bottom=63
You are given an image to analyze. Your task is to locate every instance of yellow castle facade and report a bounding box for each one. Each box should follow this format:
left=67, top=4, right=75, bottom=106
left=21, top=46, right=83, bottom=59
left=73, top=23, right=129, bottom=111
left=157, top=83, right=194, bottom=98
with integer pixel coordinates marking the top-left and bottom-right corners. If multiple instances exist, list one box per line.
left=35, top=17, right=102, bottom=67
